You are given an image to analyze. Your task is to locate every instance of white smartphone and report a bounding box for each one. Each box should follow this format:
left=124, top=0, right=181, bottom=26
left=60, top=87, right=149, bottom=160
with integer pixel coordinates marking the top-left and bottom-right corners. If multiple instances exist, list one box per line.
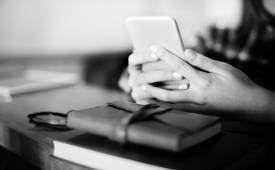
left=126, top=16, right=184, bottom=57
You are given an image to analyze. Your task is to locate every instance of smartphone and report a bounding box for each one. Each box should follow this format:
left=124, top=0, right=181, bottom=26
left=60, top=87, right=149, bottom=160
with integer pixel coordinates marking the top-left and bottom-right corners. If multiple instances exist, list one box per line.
left=126, top=16, right=184, bottom=57
left=126, top=16, right=185, bottom=90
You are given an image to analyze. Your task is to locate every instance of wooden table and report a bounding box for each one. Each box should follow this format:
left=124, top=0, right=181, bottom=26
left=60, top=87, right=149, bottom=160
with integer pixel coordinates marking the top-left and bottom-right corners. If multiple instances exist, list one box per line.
left=0, top=84, right=268, bottom=170
left=0, top=84, right=127, bottom=169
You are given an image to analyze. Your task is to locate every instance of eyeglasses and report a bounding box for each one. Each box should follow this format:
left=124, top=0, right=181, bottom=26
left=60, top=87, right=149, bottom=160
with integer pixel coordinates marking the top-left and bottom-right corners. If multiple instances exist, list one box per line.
left=28, top=111, right=71, bottom=130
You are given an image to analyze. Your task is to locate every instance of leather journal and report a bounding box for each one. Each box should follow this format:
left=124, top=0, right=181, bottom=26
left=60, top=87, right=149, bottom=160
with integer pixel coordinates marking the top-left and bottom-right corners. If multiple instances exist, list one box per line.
left=66, top=101, right=222, bottom=152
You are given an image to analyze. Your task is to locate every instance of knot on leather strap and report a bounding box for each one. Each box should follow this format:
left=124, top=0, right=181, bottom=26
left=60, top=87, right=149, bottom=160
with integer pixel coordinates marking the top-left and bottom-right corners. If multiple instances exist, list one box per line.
left=107, top=101, right=171, bottom=144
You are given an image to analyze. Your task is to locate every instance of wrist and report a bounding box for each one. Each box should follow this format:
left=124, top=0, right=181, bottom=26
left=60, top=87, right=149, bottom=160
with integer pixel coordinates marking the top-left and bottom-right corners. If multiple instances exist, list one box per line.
left=259, top=87, right=275, bottom=124
left=236, top=85, right=275, bottom=124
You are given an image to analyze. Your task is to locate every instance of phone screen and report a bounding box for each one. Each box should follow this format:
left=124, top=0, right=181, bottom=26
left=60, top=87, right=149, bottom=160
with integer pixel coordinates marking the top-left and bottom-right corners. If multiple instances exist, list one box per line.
left=126, top=16, right=184, bottom=57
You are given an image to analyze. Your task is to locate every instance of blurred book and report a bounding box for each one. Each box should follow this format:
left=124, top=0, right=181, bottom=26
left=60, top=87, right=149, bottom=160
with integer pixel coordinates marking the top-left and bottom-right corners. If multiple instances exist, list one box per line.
left=53, top=132, right=266, bottom=170
left=0, top=68, right=79, bottom=102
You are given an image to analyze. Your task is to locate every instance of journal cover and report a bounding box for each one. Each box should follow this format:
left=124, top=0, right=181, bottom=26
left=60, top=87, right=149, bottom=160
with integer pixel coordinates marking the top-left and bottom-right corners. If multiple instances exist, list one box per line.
left=66, top=101, right=221, bottom=152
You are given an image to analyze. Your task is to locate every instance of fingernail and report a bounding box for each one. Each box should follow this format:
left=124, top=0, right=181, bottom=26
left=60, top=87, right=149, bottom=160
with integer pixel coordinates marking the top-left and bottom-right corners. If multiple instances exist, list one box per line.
left=141, top=84, right=147, bottom=91
left=172, top=72, right=183, bottom=80
left=136, top=100, right=149, bottom=105
left=150, top=45, right=159, bottom=53
left=150, top=45, right=165, bottom=57
left=150, top=53, right=158, bottom=60
left=185, top=49, right=196, bottom=60
left=178, top=83, right=190, bottom=90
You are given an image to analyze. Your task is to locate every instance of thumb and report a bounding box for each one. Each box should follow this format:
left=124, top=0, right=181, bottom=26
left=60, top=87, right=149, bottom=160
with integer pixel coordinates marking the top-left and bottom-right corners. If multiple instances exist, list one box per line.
left=182, top=49, right=225, bottom=74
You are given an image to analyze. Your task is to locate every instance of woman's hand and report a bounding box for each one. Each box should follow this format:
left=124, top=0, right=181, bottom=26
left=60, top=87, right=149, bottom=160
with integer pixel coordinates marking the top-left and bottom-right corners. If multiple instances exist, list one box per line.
left=127, top=49, right=186, bottom=104
left=128, top=45, right=274, bottom=122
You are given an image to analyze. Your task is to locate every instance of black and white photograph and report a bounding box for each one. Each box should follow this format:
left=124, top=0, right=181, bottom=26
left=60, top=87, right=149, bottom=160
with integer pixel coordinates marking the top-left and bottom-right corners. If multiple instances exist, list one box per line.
left=0, top=0, right=274, bottom=169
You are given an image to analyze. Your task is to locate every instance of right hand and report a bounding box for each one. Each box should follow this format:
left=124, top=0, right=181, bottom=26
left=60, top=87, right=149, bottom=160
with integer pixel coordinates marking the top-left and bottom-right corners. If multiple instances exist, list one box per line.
left=127, top=49, right=187, bottom=104
left=128, top=46, right=273, bottom=123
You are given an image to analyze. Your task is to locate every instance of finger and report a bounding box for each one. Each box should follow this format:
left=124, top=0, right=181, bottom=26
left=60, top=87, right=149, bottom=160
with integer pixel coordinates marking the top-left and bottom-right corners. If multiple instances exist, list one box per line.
left=135, top=99, right=151, bottom=105
left=131, top=86, right=153, bottom=105
left=128, top=65, right=142, bottom=88
left=160, top=83, right=190, bottom=91
left=142, top=84, right=194, bottom=103
left=118, top=69, right=131, bottom=93
left=135, top=71, right=183, bottom=85
left=128, top=65, right=140, bottom=76
left=128, top=69, right=183, bottom=88
left=142, top=60, right=172, bottom=72
left=160, top=80, right=187, bottom=85
left=128, top=52, right=158, bottom=66
left=150, top=45, right=200, bottom=82
left=182, top=49, right=227, bottom=75
left=157, top=80, right=190, bottom=90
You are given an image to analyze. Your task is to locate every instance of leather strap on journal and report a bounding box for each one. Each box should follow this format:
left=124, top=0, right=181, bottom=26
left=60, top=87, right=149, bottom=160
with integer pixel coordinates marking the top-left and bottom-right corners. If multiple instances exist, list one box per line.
left=108, top=101, right=171, bottom=144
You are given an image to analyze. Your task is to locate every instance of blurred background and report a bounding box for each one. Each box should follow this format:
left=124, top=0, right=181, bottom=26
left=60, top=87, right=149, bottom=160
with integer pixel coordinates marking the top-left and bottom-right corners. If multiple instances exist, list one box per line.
left=1, top=1, right=275, bottom=169
left=0, top=0, right=211, bottom=57
left=0, top=0, right=243, bottom=88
